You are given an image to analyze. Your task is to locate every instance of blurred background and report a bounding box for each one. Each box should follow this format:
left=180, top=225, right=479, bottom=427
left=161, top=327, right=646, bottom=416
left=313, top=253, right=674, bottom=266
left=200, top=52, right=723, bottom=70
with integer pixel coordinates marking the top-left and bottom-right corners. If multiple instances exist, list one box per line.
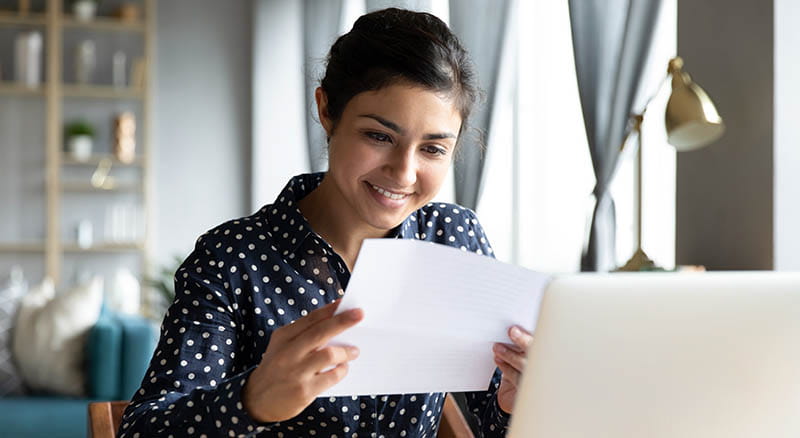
left=0, top=0, right=798, bottom=436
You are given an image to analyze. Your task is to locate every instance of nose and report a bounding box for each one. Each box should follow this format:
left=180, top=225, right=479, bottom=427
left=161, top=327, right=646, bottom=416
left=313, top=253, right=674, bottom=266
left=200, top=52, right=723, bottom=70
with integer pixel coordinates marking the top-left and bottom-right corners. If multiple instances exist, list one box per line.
left=385, top=145, right=417, bottom=188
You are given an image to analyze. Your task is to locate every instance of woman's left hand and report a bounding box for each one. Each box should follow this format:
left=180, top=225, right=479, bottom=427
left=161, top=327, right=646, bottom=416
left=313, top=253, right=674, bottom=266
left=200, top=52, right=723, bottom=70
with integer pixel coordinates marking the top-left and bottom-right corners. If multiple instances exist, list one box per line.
left=492, top=325, right=534, bottom=414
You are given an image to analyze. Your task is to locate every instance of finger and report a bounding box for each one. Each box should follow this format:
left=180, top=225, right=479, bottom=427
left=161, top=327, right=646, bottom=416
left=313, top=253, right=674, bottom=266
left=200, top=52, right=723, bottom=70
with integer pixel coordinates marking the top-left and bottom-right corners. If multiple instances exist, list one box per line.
left=287, top=308, right=364, bottom=356
left=493, top=343, right=527, bottom=372
left=496, top=341, right=524, bottom=355
left=302, top=345, right=360, bottom=375
left=278, top=300, right=341, bottom=341
left=509, top=326, right=534, bottom=350
left=494, top=357, right=522, bottom=388
left=310, top=361, right=350, bottom=394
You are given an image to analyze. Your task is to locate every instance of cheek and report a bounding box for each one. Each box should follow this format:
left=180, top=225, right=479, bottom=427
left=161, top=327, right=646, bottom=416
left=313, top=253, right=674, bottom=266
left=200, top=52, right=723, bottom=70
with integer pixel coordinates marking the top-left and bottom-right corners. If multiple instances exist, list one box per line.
left=328, top=137, right=381, bottom=177
left=418, top=160, right=451, bottom=195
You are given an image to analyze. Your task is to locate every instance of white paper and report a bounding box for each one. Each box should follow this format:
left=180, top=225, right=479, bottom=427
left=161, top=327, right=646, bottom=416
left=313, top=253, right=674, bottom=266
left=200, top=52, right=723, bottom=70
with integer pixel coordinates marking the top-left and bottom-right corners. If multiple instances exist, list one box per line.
left=322, top=239, right=549, bottom=397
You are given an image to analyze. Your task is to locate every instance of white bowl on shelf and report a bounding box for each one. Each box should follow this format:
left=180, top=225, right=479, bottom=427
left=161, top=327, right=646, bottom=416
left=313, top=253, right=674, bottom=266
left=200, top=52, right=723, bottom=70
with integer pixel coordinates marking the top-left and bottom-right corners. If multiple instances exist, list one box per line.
left=67, top=135, right=92, bottom=162
left=73, top=0, right=97, bottom=22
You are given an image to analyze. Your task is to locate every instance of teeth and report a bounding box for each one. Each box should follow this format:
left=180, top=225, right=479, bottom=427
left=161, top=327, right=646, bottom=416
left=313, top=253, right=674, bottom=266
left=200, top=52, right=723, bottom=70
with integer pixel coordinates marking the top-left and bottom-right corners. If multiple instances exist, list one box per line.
left=371, top=184, right=408, bottom=201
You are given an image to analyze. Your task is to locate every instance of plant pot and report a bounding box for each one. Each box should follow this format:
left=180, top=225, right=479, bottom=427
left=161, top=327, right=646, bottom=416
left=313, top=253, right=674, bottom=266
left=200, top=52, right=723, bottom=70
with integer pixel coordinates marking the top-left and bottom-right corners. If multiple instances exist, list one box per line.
left=67, top=135, right=93, bottom=161
left=73, top=0, right=97, bottom=22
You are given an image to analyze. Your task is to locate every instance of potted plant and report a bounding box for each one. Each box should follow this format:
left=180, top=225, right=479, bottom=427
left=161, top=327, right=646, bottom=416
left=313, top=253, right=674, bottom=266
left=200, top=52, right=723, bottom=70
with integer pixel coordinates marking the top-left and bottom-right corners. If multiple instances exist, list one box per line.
left=72, top=0, right=97, bottom=22
left=145, top=256, right=184, bottom=318
left=65, top=120, right=94, bottom=162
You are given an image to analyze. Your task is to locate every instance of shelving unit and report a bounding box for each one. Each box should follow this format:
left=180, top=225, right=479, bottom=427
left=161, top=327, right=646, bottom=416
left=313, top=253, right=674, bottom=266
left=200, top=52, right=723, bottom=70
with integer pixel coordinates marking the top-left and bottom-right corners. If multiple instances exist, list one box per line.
left=61, top=84, right=144, bottom=99
left=0, top=0, right=155, bottom=314
left=60, top=182, right=143, bottom=192
left=62, top=154, right=144, bottom=166
left=0, top=82, right=45, bottom=95
left=0, top=12, right=46, bottom=26
left=0, top=242, right=46, bottom=253
left=62, top=242, right=144, bottom=253
left=62, top=16, right=145, bottom=32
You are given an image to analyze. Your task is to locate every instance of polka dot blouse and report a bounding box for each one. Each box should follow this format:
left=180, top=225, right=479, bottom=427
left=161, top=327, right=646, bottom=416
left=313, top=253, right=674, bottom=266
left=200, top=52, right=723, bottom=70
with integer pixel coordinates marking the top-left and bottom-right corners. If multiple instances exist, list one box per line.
left=119, top=173, right=510, bottom=437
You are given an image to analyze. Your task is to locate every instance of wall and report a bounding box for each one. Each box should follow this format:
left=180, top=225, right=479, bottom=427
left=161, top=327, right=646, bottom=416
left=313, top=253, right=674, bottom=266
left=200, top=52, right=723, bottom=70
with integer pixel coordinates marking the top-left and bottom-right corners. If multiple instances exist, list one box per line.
left=676, top=0, right=774, bottom=270
left=153, top=0, right=252, bottom=266
left=774, top=0, right=800, bottom=270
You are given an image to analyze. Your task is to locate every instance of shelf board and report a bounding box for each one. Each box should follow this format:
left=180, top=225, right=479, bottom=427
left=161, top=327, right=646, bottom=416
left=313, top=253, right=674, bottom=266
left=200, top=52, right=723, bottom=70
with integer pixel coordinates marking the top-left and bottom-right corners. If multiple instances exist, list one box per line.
left=0, top=242, right=45, bottom=253
left=62, top=84, right=144, bottom=99
left=62, top=16, right=145, bottom=32
left=0, top=82, right=45, bottom=96
left=62, top=242, right=144, bottom=253
left=61, top=181, right=142, bottom=192
left=62, top=154, right=144, bottom=167
left=0, top=12, right=46, bottom=26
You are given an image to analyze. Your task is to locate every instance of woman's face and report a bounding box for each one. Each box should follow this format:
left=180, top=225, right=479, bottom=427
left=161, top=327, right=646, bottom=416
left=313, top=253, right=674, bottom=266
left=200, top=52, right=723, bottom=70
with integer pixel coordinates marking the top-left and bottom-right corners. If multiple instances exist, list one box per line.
left=317, top=83, right=462, bottom=233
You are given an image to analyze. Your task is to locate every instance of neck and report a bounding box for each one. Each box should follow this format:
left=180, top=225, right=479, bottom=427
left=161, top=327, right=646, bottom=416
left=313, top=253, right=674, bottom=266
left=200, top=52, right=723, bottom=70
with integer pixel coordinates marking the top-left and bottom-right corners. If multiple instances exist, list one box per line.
left=298, top=177, right=388, bottom=270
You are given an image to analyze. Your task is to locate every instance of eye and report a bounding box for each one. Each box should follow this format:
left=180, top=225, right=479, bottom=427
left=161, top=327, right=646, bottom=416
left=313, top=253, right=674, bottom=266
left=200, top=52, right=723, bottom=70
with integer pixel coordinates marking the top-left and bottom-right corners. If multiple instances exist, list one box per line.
left=422, top=145, right=448, bottom=156
left=366, top=132, right=392, bottom=143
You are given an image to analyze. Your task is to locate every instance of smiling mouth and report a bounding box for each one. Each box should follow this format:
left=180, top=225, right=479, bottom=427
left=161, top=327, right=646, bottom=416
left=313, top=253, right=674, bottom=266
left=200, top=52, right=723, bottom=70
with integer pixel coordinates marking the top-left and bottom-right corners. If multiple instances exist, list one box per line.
left=368, top=182, right=412, bottom=201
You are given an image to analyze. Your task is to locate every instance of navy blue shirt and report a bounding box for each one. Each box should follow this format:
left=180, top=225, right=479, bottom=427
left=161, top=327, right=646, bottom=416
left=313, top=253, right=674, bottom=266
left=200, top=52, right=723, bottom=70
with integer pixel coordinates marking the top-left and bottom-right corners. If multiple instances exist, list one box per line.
left=120, top=173, right=510, bottom=437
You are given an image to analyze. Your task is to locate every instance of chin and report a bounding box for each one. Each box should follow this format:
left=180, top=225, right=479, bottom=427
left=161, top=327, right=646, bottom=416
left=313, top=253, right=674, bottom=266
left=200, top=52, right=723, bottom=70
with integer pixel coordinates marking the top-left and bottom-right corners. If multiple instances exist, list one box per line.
left=363, top=211, right=409, bottom=232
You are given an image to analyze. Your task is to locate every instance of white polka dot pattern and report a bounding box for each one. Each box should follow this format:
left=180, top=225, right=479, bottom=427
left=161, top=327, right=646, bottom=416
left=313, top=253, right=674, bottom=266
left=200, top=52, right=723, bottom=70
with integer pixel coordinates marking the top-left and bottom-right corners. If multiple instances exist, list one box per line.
left=119, top=173, right=509, bottom=437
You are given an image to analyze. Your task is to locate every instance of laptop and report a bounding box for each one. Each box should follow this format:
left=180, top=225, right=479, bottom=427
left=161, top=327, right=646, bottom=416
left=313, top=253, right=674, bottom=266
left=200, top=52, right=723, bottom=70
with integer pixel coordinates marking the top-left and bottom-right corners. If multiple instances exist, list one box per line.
left=507, top=272, right=800, bottom=438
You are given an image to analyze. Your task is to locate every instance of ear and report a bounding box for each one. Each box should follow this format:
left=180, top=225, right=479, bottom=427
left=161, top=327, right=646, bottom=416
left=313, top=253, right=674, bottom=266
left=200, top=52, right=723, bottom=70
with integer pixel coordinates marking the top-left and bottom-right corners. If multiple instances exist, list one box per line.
left=315, top=87, right=333, bottom=138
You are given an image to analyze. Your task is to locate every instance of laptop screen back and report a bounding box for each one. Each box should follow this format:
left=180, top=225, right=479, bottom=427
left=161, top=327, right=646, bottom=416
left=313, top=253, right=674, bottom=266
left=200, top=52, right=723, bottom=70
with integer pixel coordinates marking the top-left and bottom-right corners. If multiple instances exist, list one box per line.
left=508, top=272, right=800, bottom=438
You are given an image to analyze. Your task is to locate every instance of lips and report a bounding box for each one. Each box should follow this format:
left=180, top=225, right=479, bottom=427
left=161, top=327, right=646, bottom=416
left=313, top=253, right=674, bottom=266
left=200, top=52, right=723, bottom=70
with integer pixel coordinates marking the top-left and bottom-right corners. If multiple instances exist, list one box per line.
left=366, top=182, right=412, bottom=201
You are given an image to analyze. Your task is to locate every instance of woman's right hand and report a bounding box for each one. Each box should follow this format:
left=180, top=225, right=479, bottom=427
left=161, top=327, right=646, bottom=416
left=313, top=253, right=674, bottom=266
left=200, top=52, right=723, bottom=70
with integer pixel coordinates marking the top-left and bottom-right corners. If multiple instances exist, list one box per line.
left=242, top=300, right=364, bottom=423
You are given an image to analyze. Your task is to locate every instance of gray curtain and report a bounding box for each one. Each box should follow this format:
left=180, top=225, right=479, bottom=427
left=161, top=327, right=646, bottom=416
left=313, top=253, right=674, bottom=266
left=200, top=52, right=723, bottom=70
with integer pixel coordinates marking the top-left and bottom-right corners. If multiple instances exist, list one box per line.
left=366, top=0, right=432, bottom=12
left=568, top=0, right=662, bottom=271
left=304, top=0, right=344, bottom=172
left=449, top=0, right=511, bottom=211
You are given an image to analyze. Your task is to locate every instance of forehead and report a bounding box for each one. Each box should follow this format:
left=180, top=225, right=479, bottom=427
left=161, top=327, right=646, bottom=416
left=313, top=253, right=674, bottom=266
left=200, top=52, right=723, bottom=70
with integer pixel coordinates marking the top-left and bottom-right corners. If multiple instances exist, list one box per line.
left=342, top=84, right=462, bottom=133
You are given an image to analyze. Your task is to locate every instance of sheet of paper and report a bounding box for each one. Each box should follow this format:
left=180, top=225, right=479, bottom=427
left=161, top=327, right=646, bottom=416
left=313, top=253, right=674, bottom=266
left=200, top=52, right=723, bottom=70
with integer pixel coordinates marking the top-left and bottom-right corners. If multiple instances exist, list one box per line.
left=321, top=238, right=549, bottom=397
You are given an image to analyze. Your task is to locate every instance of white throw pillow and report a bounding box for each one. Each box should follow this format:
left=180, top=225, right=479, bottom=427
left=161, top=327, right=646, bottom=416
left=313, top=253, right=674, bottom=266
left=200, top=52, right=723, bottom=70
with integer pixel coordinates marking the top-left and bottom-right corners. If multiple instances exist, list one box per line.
left=12, top=277, right=103, bottom=396
left=0, top=271, right=27, bottom=396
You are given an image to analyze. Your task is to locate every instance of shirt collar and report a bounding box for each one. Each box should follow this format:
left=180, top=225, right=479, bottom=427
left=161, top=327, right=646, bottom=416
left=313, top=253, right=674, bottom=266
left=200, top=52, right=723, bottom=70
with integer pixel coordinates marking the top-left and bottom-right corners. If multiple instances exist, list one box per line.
left=260, top=173, right=419, bottom=256
left=260, top=173, right=323, bottom=257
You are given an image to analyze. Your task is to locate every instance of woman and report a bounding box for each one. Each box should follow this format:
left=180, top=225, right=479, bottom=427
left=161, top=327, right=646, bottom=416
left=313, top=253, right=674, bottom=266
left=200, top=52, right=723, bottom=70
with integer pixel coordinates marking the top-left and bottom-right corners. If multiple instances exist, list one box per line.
left=120, top=8, right=532, bottom=438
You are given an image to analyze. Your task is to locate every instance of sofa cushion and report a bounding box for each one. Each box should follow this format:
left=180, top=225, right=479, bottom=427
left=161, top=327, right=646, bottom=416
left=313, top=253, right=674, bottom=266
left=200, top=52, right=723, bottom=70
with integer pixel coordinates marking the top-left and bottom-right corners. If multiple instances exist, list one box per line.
left=0, top=270, right=27, bottom=396
left=116, top=312, right=158, bottom=400
left=86, top=305, right=122, bottom=400
left=13, top=277, right=103, bottom=396
left=0, top=396, right=90, bottom=438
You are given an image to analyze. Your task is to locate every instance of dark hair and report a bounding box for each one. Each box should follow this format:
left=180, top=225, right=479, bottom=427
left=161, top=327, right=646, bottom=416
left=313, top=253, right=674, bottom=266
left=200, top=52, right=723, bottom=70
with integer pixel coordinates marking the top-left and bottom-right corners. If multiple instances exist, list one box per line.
left=320, top=8, right=478, bottom=143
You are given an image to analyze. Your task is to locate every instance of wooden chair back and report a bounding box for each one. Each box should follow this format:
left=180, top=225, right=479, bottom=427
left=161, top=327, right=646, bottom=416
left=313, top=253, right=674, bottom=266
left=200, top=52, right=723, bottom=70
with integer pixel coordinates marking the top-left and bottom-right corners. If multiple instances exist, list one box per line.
left=440, top=393, right=476, bottom=438
left=88, top=394, right=474, bottom=438
left=88, top=401, right=128, bottom=438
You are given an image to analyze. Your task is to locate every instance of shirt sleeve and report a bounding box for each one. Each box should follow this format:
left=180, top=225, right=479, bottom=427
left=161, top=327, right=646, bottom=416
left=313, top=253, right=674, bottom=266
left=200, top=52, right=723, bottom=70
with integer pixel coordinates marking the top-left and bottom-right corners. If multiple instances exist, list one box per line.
left=118, top=233, right=272, bottom=438
left=462, top=209, right=511, bottom=437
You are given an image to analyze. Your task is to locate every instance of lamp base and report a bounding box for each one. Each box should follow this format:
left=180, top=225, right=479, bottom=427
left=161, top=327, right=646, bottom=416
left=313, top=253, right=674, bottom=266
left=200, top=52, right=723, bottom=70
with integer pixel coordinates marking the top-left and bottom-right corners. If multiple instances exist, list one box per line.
left=616, top=248, right=664, bottom=272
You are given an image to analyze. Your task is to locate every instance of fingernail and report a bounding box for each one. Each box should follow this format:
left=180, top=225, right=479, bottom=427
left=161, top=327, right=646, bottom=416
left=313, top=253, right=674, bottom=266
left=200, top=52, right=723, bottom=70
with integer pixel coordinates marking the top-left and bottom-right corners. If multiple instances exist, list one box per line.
left=510, top=326, right=522, bottom=339
left=494, top=344, right=506, bottom=354
left=347, top=309, right=363, bottom=321
left=349, top=347, right=360, bottom=358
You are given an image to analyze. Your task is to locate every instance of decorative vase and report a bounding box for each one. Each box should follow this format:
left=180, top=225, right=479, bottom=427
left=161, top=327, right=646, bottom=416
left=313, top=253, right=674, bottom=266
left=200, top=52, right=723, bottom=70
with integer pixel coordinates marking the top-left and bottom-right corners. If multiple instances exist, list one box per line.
left=114, top=112, right=136, bottom=163
left=67, top=135, right=92, bottom=161
left=75, top=40, right=95, bottom=85
left=108, top=268, right=141, bottom=315
left=14, top=31, right=42, bottom=88
left=73, top=0, right=97, bottom=22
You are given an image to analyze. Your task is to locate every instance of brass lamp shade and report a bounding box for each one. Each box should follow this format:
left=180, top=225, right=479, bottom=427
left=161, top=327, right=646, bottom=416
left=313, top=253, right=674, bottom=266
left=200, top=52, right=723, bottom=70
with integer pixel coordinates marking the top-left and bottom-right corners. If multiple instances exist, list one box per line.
left=665, top=57, right=725, bottom=151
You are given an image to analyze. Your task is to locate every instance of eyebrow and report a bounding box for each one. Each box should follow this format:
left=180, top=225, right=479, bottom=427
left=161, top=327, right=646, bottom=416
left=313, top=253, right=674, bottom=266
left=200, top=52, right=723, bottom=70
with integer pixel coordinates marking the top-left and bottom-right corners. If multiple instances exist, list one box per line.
left=359, top=114, right=457, bottom=140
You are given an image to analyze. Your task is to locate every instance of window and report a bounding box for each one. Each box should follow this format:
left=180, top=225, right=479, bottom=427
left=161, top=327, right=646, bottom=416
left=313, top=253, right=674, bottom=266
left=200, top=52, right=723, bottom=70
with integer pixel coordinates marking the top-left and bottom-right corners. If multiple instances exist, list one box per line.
left=478, top=0, right=677, bottom=272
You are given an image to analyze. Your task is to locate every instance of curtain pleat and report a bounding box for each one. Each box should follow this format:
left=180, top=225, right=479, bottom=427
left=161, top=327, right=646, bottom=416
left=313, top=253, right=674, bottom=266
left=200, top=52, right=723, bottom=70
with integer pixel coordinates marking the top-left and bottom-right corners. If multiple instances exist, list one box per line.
left=568, top=0, right=663, bottom=271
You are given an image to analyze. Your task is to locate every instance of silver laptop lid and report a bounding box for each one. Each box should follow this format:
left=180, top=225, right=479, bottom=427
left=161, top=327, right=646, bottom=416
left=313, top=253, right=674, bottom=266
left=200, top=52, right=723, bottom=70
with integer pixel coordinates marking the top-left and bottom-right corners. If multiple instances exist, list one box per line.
left=508, top=272, right=800, bottom=438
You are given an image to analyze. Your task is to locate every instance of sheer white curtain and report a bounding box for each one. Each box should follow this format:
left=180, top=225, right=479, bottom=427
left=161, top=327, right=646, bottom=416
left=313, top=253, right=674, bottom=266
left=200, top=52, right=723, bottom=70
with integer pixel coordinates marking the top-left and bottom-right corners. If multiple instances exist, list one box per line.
left=479, top=0, right=676, bottom=271
left=251, top=0, right=309, bottom=210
